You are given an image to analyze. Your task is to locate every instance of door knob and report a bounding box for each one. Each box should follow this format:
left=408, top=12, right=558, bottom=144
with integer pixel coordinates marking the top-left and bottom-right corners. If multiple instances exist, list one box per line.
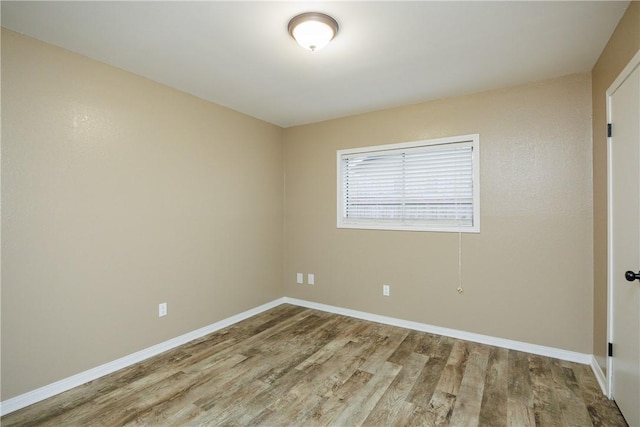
left=625, top=271, right=640, bottom=282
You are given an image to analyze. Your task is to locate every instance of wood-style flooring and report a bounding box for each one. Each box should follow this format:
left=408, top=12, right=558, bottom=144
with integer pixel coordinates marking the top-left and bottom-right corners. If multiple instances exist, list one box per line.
left=1, top=304, right=628, bottom=426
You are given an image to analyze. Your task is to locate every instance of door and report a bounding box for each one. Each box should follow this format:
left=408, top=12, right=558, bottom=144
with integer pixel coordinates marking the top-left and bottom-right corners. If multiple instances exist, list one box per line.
left=609, top=51, right=640, bottom=427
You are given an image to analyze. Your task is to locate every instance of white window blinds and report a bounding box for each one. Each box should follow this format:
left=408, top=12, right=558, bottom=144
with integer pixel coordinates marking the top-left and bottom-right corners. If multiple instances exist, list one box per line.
left=337, top=135, right=479, bottom=232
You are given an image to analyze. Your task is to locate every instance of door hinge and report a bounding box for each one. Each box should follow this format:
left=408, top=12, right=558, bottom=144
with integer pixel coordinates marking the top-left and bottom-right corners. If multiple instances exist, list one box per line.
left=607, top=123, right=612, bottom=138
left=608, top=342, right=613, bottom=357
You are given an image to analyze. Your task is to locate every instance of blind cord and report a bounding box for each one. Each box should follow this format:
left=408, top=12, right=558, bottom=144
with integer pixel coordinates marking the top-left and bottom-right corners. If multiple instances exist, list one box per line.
left=457, top=231, right=463, bottom=294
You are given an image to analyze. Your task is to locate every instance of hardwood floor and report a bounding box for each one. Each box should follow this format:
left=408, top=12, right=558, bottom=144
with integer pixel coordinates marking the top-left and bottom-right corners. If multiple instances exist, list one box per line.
left=2, top=304, right=628, bottom=426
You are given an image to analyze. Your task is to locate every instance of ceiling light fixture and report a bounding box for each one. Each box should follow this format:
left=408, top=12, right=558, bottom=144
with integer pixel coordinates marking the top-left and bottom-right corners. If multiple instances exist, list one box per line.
left=288, top=12, right=339, bottom=52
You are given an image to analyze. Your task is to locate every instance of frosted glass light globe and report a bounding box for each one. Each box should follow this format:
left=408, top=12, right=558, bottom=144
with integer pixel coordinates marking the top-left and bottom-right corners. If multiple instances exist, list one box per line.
left=288, top=13, right=339, bottom=52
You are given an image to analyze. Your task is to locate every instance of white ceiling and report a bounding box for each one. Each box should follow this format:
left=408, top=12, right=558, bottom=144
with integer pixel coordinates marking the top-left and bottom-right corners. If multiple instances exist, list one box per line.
left=1, top=1, right=630, bottom=128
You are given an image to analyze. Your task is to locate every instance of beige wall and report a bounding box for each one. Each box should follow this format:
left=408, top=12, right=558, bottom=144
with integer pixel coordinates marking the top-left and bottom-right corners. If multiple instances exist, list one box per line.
left=1, top=29, right=284, bottom=399
left=284, top=73, right=594, bottom=353
left=592, top=1, right=640, bottom=374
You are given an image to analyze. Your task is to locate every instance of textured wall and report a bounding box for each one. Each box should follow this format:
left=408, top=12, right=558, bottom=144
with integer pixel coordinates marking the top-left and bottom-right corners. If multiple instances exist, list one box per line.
left=591, top=1, right=640, bottom=374
left=1, top=29, right=284, bottom=399
left=284, top=74, right=593, bottom=353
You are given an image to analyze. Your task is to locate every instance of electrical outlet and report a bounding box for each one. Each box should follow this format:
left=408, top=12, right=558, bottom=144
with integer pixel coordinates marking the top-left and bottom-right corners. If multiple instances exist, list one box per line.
left=159, top=302, right=167, bottom=317
left=308, top=273, right=315, bottom=285
left=383, top=284, right=390, bottom=296
left=296, top=273, right=304, bottom=284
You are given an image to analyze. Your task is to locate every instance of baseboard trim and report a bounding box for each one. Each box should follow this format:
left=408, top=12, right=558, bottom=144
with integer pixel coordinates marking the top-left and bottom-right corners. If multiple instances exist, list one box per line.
left=0, top=297, right=286, bottom=416
left=1, top=296, right=606, bottom=416
left=590, top=355, right=608, bottom=396
left=284, top=297, right=593, bottom=365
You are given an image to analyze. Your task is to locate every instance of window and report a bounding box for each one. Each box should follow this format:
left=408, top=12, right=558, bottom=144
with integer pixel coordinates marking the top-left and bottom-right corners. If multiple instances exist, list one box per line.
left=337, top=134, right=480, bottom=232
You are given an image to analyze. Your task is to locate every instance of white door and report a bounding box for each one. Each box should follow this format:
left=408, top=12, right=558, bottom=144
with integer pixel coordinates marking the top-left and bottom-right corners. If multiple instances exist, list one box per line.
left=609, top=51, right=640, bottom=427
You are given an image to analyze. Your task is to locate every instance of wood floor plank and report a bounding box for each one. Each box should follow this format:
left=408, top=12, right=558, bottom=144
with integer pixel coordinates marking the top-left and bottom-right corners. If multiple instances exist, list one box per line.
left=123, top=401, right=204, bottom=426
left=478, top=346, right=508, bottom=426
left=359, top=326, right=409, bottom=374
left=448, top=344, right=491, bottom=426
left=241, top=329, right=377, bottom=425
left=191, top=314, right=350, bottom=424
left=1, top=305, right=627, bottom=427
left=330, top=360, right=402, bottom=427
left=295, top=316, right=365, bottom=371
left=430, top=339, right=470, bottom=397
left=0, top=347, right=194, bottom=427
left=247, top=334, right=379, bottom=425
left=128, top=360, right=269, bottom=425
left=299, top=339, right=373, bottom=398
left=529, top=354, right=564, bottom=426
left=307, top=369, right=374, bottom=427
left=234, top=366, right=311, bottom=425
left=549, top=360, right=593, bottom=426
left=173, top=303, right=308, bottom=369
left=387, top=329, right=423, bottom=365
left=362, top=352, right=428, bottom=426
left=507, top=350, right=536, bottom=427
left=406, top=335, right=454, bottom=408
left=410, top=389, right=457, bottom=426
left=571, top=362, right=629, bottom=427
left=414, top=332, right=449, bottom=357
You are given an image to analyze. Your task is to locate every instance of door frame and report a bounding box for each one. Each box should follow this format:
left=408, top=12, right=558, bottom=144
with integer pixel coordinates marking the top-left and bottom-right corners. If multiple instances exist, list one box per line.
left=606, top=49, right=640, bottom=399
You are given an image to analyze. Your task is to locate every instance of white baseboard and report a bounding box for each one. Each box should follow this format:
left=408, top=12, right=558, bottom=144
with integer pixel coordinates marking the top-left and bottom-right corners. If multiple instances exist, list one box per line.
left=0, top=297, right=286, bottom=416
left=1, top=295, right=607, bottom=416
left=284, top=297, right=594, bottom=365
left=590, top=355, right=608, bottom=396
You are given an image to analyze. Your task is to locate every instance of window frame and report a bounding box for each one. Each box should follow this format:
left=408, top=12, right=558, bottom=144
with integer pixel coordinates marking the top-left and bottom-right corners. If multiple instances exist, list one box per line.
left=336, top=134, right=480, bottom=233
